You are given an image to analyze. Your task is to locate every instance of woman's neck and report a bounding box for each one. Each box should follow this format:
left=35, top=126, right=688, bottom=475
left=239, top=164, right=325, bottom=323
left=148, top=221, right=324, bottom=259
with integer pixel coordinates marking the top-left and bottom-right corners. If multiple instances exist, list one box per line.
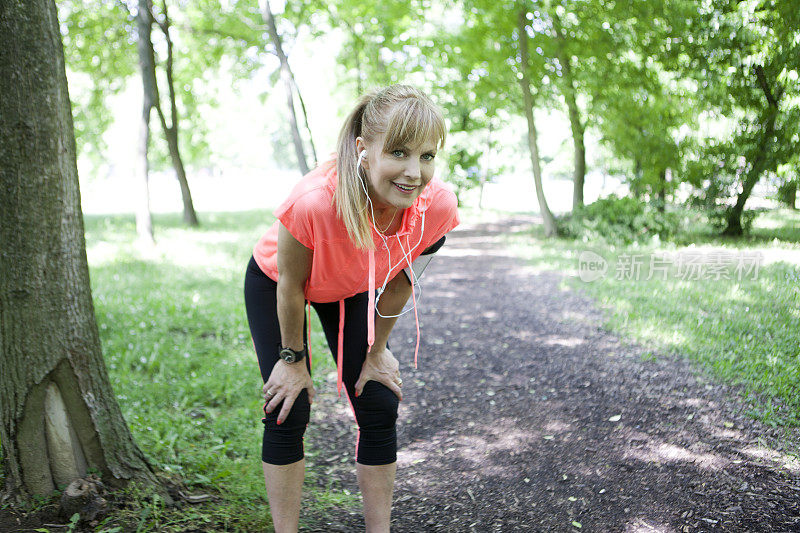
left=372, top=205, right=400, bottom=234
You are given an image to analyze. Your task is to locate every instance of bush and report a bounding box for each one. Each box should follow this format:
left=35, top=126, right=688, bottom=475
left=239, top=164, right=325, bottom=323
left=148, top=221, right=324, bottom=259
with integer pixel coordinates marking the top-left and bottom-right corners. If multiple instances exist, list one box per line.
left=556, top=195, right=684, bottom=245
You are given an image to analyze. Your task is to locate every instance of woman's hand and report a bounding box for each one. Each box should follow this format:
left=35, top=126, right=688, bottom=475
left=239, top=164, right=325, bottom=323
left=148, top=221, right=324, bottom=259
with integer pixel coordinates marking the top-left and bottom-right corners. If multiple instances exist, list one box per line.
left=355, top=347, right=403, bottom=401
left=263, top=361, right=315, bottom=425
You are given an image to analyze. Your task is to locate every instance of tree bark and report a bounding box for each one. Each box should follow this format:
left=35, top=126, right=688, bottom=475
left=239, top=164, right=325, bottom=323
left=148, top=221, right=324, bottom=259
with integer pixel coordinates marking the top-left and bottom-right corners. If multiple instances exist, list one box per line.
left=551, top=12, right=586, bottom=211
left=0, top=0, right=159, bottom=502
left=135, top=0, right=156, bottom=244
left=153, top=0, right=199, bottom=226
left=262, top=0, right=310, bottom=175
left=517, top=10, right=557, bottom=237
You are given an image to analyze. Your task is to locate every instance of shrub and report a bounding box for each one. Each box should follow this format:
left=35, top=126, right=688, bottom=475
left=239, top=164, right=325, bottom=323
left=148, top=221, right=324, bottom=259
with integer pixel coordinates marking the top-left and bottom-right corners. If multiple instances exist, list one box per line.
left=556, top=195, right=683, bottom=245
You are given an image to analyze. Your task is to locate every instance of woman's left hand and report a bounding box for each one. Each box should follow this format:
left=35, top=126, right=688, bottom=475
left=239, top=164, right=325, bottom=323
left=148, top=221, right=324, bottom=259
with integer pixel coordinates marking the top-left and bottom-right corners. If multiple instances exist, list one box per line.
left=355, top=347, right=403, bottom=401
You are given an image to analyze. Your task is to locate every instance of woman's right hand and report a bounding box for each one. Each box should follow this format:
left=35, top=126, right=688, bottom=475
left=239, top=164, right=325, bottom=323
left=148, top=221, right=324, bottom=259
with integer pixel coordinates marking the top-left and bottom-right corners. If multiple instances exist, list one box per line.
left=263, top=360, right=315, bottom=425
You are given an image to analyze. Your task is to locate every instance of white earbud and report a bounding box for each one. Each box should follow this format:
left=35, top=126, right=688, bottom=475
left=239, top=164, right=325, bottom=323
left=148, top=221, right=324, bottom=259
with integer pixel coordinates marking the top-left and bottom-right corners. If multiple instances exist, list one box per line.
left=360, top=150, right=367, bottom=158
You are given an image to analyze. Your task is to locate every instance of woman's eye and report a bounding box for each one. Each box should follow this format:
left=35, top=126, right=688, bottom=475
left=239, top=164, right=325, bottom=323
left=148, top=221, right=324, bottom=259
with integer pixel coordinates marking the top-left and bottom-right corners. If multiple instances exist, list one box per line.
left=392, top=150, right=405, bottom=157
left=422, top=153, right=436, bottom=161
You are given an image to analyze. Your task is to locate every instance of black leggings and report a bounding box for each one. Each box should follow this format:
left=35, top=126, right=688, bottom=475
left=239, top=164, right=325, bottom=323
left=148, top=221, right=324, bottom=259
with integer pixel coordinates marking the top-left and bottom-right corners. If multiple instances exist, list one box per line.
left=244, top=256, right=399, bottom=466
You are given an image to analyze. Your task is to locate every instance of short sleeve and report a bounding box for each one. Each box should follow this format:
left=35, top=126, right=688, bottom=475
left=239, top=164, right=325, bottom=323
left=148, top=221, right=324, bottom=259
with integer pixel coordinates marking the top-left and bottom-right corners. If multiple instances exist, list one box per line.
left=424, top=184, right=460, bottom=248
left=274, top=191, right=320, bottom=250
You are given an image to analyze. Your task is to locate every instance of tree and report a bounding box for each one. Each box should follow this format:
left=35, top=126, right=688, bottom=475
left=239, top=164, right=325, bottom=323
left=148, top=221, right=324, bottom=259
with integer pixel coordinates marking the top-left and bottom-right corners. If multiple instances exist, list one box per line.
left=517, top=6, right=557, bottom=235
left=672, top=0, right=800, bottom=235
left=0, top=0, right=159, bottom=501
left=423, top=0, right=556, bottom=233
left=151, top=0, right=200, bottom=226
left=262, top=0, right=312, bottom=174
left=135, top=0, right=157, bottom=244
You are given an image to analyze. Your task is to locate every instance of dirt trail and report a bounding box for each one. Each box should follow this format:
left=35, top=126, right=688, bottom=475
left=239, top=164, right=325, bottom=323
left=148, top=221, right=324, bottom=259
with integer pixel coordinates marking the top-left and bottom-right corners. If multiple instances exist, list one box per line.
left=304, top=216, right=800, bottom=532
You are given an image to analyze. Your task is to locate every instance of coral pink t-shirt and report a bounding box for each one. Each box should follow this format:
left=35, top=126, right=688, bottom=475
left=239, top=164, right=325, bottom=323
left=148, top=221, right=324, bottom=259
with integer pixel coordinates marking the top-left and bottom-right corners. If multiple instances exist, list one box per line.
left=253, top=160, right=460, bottom=302
left=252, top=159, right=459, bottom=393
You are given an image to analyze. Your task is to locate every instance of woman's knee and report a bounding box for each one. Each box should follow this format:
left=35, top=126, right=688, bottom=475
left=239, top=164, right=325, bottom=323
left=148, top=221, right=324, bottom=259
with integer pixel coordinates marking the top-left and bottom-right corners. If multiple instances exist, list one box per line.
left=353, top=381, right=399, bottom=429
left=261, top=390, right=311, bottom=465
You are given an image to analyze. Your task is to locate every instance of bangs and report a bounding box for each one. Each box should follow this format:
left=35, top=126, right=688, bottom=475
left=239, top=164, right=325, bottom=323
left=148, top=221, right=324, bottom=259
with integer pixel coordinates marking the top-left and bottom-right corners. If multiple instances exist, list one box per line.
left=381, top=98, right=446, bottom=152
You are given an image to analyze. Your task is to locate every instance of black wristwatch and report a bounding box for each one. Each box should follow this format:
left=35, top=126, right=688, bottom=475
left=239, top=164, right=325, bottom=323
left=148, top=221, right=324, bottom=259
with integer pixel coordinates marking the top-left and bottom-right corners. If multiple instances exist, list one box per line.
left=279, top=345, right=307, bottom=364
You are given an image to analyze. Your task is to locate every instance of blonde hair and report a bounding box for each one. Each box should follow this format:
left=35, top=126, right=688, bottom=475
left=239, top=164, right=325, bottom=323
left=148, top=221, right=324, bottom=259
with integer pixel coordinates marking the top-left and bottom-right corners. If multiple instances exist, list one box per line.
left=334, top=85, right=447, bottom=249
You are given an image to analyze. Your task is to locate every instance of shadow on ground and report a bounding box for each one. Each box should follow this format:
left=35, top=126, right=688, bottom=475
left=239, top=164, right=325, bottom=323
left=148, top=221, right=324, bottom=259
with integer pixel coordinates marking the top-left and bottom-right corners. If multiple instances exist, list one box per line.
left=302, top=216, right=800, bottom=532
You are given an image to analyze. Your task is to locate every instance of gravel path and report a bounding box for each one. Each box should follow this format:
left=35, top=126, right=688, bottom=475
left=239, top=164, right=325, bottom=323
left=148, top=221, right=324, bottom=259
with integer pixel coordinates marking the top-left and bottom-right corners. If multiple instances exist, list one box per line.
left=303, top=216, right=800, bottom=532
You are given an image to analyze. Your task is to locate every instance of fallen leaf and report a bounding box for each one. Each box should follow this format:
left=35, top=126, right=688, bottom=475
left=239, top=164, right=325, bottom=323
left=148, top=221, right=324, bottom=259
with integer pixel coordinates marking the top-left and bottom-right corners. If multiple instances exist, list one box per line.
left=544, top=435, right=555, bottom=440
left=568, top=496, right=577, bottom=502
left=572, top=521, right=582, bottom=528
left=608, top=415, right=621, bottom=422
left=723, top=421, right=734, bottom=428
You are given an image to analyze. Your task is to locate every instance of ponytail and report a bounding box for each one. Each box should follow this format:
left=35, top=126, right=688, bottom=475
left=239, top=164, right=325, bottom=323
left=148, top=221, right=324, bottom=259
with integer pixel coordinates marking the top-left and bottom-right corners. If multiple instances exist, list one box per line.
left=334, top=94, right=373, bottom=249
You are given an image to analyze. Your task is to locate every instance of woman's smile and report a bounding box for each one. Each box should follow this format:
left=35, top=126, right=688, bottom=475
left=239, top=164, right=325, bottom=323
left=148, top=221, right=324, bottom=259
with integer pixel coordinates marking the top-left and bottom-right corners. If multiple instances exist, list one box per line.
left=392, top=182, right=418, bottom=194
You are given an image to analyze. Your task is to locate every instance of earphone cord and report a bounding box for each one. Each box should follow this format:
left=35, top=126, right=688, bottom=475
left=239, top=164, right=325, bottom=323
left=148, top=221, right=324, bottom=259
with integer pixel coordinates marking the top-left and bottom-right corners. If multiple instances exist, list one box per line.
left=357, top=152, right=426, bottom=319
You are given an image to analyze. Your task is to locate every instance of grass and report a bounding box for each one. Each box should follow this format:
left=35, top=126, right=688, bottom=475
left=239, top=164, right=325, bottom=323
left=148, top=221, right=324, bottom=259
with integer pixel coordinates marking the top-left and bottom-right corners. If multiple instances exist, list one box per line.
left=503, top=206, right=800, bottom=434
left=80, top=210, right=349, bottom=532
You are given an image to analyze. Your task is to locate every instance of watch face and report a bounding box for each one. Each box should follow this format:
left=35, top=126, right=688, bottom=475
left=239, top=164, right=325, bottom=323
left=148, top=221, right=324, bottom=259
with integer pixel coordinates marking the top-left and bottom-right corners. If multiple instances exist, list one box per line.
left=280, top=349, right=297, bottom=363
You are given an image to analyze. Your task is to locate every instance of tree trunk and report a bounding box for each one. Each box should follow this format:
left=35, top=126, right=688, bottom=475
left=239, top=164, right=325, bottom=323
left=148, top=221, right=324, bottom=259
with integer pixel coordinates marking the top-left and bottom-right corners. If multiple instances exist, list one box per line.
left=289, top=72, right=318, bottom=167
left=777, top=180, right=797, bottom=209
left=0, top=0, right=159, bottom=502
left=551, top=13, right=586, bottom=212
left=262, top=0, right=310, bottom=175
left=153, top=0, right=199, bottom=226
left=723, top=66, right=781, bottom=236
left=656, top=168, right=666, bottom=212
left=135, top=0, right=156, bottom=244
left=517, top=10, right=557, bottom=237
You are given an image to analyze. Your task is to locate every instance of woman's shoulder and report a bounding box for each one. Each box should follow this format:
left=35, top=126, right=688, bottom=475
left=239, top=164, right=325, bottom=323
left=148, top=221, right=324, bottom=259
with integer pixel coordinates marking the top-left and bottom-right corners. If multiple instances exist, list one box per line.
left=282, top=162, right=336, bottom=213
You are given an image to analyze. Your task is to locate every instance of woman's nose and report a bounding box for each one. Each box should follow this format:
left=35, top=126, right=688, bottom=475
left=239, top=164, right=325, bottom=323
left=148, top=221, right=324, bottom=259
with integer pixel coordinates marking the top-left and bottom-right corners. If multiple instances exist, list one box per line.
left=404, top=159, right=421, bottom=180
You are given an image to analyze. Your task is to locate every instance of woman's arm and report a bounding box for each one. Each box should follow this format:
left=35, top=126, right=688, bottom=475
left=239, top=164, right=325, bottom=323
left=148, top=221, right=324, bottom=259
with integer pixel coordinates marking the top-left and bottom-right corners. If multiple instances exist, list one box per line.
left=354, top=271, right=412, bottom=400
left=371, top=272, right=412, bottom=353
left=264, top=224, right=315, bottom=424
left=276, top=223, right=312, bottom=351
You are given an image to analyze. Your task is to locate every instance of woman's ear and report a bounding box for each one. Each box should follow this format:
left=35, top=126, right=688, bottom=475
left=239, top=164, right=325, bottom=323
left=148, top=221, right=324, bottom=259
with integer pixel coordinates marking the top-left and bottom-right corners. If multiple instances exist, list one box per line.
left=355, top=137, right=369, bottom=169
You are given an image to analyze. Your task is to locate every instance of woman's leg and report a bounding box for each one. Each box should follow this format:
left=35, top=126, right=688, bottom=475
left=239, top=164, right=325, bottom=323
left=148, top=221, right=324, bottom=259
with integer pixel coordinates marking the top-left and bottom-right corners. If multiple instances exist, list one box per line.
left=261, top=460, right=305, bottom=533
left=357, top=462, right=396, bottom=533
left=244, top=256, right=311, bottom=533
left=313, top=294, right=399, bottom=532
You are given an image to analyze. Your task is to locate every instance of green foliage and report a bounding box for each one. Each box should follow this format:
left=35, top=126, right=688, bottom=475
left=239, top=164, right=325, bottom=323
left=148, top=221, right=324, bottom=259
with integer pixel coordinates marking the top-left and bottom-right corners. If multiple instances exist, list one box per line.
left=445, top=144, right=482, bottom=206
left=59, top=0, right=267, bottom=171
left=58, top=1, right=136, bottom=164
left=670, top=0, right=800, bottom=226
left=556, top=194, right=684, bottom=245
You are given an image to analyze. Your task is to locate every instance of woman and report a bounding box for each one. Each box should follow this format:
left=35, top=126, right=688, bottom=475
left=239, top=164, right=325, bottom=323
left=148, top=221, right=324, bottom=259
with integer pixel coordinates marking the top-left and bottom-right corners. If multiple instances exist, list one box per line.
left=244, top=84, right=459, bottom=532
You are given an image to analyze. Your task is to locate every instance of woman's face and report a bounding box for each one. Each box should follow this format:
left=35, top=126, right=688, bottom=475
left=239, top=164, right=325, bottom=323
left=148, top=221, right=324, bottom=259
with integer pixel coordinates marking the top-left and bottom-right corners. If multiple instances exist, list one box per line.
left=358, top=132, right=438, bottom=211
